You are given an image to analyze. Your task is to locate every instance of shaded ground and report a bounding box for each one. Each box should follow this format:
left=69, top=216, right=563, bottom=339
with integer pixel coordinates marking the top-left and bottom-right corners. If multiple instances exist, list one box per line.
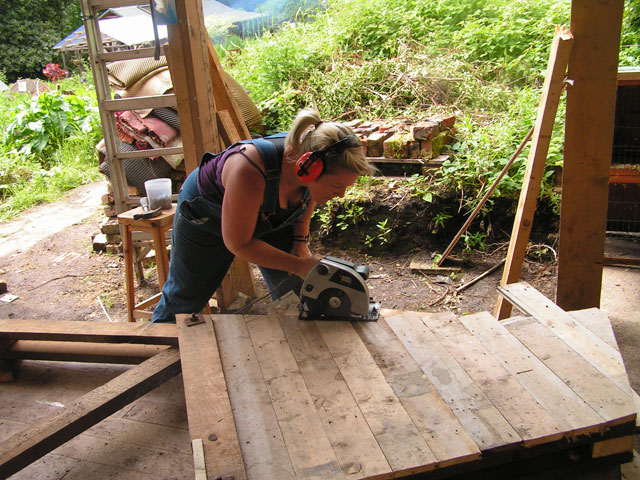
left=0, top=181, right=639, bottom=393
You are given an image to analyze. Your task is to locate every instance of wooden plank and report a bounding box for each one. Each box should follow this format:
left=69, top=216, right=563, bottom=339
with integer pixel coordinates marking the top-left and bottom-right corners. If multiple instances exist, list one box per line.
left=569, top=308, right=619, bottom=349
left=0, top=347, right=181, bottom=479
left=192, top=438, right=207, bottom=480
left=98, top=47, right=158, bottom=62
left=166, top=0, right=218, bottom=175
left=353, top=317, right=481, bottom=467
left=116, top=146, right=184, bottom=160
left=592, top=436, right=635, bottom=458
left=557, top=0, right=624, bottom=311
left=422, top=312, right=564, bottom=446
left=207, top=39, right=251, bottom=141
left=495, top=25, right=573, bottom=319
left=0, top=319, right=178, bottom=345
left=385, top=311, right=522, bottom=451
left=213, top=314, right=296, bottom=480
left=503, top=317, right=635, bottom=425
left=316, top=320, right=437, bottom=476
left=569, top=308, right=640, bottom=431
left=244, top=314, right=345, bottom=480
left=459, top=312, right=605, bottom=435
left=2, top=340, right=167, bottom=364
left=176, top=314, right=247, bottom=480
left=277, top=315, right=393, bottom=480
left=499, top=282, right=633, bottom=395
left=102, top=94, right=177, bottom=111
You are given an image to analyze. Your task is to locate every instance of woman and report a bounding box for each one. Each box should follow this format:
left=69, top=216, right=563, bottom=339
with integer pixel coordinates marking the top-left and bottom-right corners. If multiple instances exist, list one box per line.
left=152, top=107, right=375, bottom=323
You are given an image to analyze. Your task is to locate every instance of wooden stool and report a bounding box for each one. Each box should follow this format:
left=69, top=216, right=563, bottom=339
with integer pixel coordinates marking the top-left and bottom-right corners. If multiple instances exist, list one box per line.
left=118, top=205, right=176, bottom=322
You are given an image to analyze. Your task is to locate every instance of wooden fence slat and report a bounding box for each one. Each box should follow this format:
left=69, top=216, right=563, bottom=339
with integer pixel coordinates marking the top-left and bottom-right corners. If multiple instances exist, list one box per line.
left=317, top=320, right=438, bottom=476
left=214, top=315, right=296, bottom=480
left=177, top=315, right=247, bottom=480
left=422, top=312, right=564, bottom=446
left=459, top=311, right=604, bottom=434
left=354, top=317, right=482, bottom=467
left=385, top=311, right=522, bottom=451
left=244, top=315, right=345, bottom=480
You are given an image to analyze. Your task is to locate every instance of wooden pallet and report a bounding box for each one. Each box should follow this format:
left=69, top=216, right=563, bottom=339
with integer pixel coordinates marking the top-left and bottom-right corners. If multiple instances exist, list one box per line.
left=176, top=291, right=637, bottom=479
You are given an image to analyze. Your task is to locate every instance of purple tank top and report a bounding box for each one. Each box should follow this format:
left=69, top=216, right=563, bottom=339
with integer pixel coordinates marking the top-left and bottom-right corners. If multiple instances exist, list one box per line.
left=197, top=144, right=247, bottom=203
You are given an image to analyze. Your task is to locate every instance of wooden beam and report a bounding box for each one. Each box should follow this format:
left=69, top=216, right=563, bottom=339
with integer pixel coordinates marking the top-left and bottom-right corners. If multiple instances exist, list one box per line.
left=0, top=347, right=181, bottom=479
left=167, top=0, right=218, bottom=175
left=207, top=40, right=251, bottom=142
left=2, top=340, right=168, bottom=364
left=0, top=319, right=178, bottom=345
left=556, top=0, right=625, bottom=311
left=177, top=314, right=247, bottom=479
left=494, top=26, right=573, bottom=319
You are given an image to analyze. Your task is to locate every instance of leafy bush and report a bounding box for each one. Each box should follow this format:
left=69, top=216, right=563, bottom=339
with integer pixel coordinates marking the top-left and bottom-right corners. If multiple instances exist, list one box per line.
left=224, top=0, right=638, bottom=218
left=0, top=74, right=102, bottom=219
left=5, top=90, right=100, bottom=161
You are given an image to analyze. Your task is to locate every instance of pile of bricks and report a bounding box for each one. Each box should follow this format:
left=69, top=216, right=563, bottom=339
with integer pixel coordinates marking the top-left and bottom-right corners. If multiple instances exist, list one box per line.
left=345, top=114, right=456, bottom=161
left=92, top=211, right=121, bottom=255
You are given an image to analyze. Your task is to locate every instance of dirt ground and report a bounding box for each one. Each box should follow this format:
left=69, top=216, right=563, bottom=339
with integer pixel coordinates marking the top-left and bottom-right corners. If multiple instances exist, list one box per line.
left=1, top=181, right=639, bottom=394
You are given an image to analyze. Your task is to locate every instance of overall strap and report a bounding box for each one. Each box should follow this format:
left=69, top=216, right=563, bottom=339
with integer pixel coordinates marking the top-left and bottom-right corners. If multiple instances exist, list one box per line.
left=239, top=137, right=281, bottom=217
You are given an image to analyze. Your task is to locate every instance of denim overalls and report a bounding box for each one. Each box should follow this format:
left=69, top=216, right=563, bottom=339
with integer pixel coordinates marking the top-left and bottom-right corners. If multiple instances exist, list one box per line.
left=152, top=135, right=309, bottom=323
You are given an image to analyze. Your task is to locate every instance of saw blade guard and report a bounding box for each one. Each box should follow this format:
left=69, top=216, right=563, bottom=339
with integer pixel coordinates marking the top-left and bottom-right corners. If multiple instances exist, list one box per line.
left=299, top=257, right=380, bottom=321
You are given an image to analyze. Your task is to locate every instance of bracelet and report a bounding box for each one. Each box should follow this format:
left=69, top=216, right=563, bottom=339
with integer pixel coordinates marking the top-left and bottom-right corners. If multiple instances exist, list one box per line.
left=293, top=234, right=310, bottom=243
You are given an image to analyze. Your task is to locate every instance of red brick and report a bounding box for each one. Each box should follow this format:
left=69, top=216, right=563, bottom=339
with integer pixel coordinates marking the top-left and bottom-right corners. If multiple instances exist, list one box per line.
left=412, top=121, right=440, bottom=141
left=367, top=131, right=393, bottom=157
left=383, top=132, right=411, bottom=159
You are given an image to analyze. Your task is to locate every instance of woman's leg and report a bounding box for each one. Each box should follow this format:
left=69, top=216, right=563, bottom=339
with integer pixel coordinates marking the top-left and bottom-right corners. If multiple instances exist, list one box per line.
left=152, top=172, right=233, bottom=323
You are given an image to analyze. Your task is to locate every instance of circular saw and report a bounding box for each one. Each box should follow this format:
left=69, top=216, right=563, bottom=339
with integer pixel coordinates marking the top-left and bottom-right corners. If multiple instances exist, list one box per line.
left=299, top=256, right=381, bottom=321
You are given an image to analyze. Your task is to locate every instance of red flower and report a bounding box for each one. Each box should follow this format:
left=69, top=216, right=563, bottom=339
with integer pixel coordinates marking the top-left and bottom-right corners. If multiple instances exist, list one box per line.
left=42, top=63, right=68, bottom=82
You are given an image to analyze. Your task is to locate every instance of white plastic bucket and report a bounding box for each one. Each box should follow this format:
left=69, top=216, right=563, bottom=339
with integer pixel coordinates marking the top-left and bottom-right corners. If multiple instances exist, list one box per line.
left=144, top=178, right=172, bottom=210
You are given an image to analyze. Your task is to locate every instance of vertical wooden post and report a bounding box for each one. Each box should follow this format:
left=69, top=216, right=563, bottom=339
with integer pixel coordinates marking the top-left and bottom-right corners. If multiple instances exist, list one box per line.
left=556, top=0, right=624, bottom=311
left=167, top=0, right=218, bottom=175
left=494, top=26, right=573, bottom=319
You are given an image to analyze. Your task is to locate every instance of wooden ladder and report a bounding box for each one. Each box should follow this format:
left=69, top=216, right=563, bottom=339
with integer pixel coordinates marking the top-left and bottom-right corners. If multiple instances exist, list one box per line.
left=80, top=0, right=256, bottom=311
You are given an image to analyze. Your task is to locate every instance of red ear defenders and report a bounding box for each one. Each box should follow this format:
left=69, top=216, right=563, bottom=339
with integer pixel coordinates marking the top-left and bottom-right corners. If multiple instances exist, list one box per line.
left=295, top=134, right=361, bottom=182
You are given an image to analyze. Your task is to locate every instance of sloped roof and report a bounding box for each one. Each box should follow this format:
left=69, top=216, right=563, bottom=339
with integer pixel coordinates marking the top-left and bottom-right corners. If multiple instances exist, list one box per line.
left=54, top=1, right=264, bottom=52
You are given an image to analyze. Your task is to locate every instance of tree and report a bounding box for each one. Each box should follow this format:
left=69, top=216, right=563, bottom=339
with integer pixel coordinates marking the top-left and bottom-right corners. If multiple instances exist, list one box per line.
left=0, top=0, right=82, bottom=83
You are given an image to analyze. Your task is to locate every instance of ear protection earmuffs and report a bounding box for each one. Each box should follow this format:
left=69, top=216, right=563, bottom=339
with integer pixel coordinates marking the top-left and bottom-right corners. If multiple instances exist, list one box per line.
left=295, top=134, right=361, bottom=183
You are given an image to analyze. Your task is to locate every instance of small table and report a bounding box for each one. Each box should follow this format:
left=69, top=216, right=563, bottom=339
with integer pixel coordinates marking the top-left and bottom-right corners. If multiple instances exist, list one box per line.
left=117, top=205, right=176, bottom=322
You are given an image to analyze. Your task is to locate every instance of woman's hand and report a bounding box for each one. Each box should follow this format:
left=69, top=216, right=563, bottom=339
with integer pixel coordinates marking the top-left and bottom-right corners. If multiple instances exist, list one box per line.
left=293, top=253, right=323, bottom=279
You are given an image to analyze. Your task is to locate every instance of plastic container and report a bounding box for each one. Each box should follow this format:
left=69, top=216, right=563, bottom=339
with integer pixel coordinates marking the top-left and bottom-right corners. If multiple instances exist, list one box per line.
left=144, top=178, right=172, bottom=210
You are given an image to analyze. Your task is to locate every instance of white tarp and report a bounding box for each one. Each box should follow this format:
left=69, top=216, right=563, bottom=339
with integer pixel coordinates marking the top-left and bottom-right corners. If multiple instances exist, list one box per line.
left=98, top=15, right=168, bottom=46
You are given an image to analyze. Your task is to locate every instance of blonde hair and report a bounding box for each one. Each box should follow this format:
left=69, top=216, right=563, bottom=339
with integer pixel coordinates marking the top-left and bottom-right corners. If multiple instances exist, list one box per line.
left=285, top=108, right=376, bottom=176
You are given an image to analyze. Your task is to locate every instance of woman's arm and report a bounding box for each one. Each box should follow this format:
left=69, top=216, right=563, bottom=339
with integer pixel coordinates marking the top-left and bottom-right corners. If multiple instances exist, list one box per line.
left=221, top=146, right=319, bottom=278
left=291, top=198, right=315, bottom=259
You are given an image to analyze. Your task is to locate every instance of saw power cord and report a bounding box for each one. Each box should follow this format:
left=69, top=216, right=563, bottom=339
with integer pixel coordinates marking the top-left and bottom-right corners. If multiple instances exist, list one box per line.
left=232, top=277, right=290, bottom=314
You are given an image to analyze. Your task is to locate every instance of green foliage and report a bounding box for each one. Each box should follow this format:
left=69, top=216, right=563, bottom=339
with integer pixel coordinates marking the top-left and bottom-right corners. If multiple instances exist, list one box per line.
left=336, top=203, right=365, bottom=230
left=5, top=90, right=100, bottom=161
left=365, top=218, right=392, bottom=248
left=0, top=75, right=102, bottom=220
left=0, top=0, right=82, bottom=82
